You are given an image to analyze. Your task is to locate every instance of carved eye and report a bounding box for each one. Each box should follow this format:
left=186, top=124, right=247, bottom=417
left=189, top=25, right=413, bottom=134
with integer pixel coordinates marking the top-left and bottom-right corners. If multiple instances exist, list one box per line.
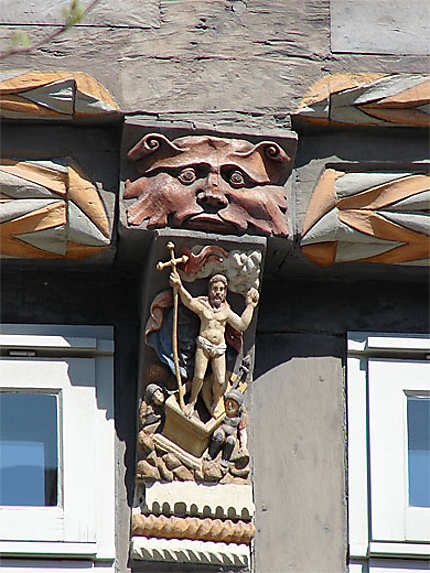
left=229, top=170, right=245, bottom=187
left=178, top=168, right=197, bottom=185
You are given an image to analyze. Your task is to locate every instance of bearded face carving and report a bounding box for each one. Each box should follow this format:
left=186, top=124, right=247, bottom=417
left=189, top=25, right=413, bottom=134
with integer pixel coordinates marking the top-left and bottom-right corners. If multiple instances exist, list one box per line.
left=123, top=134, right=292, bottom=236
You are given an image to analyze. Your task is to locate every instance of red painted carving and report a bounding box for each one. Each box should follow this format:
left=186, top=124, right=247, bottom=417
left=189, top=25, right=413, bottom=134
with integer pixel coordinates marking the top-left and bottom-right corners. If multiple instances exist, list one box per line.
left=124, top=134, right=291, bottom=236
left=180, top=245, right=228, bottom=275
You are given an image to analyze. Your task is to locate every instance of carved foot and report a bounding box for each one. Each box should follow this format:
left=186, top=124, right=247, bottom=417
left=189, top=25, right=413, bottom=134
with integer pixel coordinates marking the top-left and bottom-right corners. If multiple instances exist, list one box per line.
left=209, top=401, right=218, bottom=418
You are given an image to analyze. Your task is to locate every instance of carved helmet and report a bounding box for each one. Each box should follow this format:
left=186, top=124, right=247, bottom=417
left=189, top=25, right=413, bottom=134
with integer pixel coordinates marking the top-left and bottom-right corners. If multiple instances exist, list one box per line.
left=224, top=388, right=244, bottom=408
left=145, top=383, right=164, bottom=403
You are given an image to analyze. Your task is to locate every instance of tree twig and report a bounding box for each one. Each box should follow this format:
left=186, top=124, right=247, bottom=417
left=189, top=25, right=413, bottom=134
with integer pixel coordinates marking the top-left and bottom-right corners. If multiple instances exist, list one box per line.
left=0, top=0, right=101, bottom=61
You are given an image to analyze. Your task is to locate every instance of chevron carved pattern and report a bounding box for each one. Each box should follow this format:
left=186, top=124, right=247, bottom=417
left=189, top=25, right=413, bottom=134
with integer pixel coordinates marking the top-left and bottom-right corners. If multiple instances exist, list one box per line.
left=295, top=74, right=430, bottom=127
left=0, top=71, right=119, bottom=120
left=130, top=536, right=250, bottom=566
left=301, top=168, right=430, bottom=266
left=0, top=158, right=111, bottom=258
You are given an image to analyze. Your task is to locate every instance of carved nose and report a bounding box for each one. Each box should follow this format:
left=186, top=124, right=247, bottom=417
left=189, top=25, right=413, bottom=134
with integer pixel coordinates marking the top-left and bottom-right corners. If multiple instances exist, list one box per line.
left=197, top=190, right=228, bottom=209
left=196, top=174, right=228, bottom=210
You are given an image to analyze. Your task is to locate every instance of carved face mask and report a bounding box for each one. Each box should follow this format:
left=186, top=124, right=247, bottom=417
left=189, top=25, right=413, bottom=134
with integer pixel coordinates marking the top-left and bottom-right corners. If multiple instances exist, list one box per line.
left=124, top=134, right=291, bottom=236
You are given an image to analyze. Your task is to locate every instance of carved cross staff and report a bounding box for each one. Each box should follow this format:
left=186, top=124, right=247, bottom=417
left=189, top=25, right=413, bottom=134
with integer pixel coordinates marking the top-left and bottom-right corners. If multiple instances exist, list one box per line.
left=156, top=242, right=189, bottom=411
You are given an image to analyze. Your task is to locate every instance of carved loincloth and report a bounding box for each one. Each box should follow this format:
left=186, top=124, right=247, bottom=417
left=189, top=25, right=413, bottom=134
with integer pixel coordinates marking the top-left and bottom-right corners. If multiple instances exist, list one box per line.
left=197, top=336, right=227, bottom=358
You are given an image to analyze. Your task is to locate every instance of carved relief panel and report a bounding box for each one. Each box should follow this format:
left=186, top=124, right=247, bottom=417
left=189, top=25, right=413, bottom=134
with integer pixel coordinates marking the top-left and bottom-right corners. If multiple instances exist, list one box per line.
left=131, top=234, right=265, bottom=567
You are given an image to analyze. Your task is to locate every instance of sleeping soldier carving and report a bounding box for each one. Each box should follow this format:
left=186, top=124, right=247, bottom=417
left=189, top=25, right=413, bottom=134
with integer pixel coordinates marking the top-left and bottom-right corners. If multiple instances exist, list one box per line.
left=124, top=133, right=291, bottom=236
left=206, top=389, right=248, bottom=468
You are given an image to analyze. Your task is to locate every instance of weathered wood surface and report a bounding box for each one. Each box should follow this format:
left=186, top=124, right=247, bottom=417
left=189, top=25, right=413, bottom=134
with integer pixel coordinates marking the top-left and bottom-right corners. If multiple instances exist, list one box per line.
left=0, top=0, right=428, bottom=126
left=331, top=0, right=430, bottom=55
left=0, top=0, right=160, bottom=28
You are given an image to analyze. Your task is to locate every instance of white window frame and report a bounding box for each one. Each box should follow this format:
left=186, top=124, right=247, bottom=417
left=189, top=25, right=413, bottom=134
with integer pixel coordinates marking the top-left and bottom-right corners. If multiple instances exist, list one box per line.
left=347, top=332, right=430, bottom=568
left=0, top=325, right=115, bottom=563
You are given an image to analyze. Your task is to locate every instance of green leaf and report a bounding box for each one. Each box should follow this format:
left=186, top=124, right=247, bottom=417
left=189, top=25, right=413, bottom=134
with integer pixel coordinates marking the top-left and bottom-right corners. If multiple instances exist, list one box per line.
left=10, top=31, right=31, bottom=49
left=63, top=0, right=84, bottom=29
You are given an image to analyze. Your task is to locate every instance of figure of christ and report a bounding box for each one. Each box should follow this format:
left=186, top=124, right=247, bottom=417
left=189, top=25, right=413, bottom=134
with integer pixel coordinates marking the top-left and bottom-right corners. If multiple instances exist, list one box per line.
left=169, top=273, right=259, bottom=418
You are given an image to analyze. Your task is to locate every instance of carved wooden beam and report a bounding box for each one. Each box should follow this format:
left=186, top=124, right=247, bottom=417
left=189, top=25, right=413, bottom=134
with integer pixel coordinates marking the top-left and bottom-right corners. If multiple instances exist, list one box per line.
left=130, top=231, right=265, bottom=563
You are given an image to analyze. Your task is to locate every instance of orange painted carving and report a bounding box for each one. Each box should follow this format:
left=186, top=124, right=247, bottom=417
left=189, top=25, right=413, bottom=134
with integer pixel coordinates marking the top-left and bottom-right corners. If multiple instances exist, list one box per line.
left=301, top=169, right=430, bottom=266
left=295, top=73, right=430, bottom=127
left=132, top=513, right=255, bottom=544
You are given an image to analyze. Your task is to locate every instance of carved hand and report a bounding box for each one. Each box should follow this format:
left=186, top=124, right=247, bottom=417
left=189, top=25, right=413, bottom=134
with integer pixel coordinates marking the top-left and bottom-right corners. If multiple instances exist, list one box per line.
left=169, top=272, right=182, bottom=290
left=246, top=288, right=259, bottom=307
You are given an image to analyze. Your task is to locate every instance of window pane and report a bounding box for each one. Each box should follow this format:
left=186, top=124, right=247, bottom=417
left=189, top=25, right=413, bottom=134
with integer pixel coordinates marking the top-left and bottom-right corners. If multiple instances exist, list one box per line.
left=407, top=396, right=430, bottom=507
left=0, top=392, right=58, bottom=506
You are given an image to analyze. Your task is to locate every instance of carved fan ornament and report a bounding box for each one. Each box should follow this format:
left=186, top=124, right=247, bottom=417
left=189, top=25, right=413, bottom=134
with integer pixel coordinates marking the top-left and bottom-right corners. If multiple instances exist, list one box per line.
left=295, top=73, right=430, bottom=127
left=0, top=71, right=119, bottom=120
left=124, top=133, right=291, bottom=236
left=0, top=158, right=111, bottom=258
left=301, top=168, right=430, bottom=266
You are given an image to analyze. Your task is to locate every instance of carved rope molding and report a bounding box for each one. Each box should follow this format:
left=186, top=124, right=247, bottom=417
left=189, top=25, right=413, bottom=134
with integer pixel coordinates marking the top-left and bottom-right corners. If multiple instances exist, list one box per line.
left=294, top=73, right=430, bottom=127
left=132, top=512, right=255, bottom=544
left=0, top=158, right=112, bottom=258
left=0, top=71, right=119, bottom=120
left=301, top=167, right=430, bottom=266
left=130, top=536, right=250, bottom=566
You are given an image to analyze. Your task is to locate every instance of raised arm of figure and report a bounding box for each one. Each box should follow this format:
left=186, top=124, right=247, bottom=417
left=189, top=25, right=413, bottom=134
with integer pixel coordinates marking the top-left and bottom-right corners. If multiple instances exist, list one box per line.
left=169, top=273, right=205, bottom=315
left=227, top=288, right=259, bottom=332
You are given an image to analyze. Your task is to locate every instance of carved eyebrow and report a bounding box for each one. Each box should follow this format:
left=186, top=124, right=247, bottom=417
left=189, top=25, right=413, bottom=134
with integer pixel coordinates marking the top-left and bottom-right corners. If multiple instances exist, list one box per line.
left=145, top=161, right=212, bottom=175
left=144, top=161, right=272, bottom=186
left=220, top=163, right=270, bottom=185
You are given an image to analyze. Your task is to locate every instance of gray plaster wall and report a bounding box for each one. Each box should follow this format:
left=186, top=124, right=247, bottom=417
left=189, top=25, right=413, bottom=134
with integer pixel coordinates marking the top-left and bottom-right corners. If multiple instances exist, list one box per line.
left=331, top=0, right=430, bottom=55
left=252, top=333, right=345, bottom=573
left=1, top=0, right=428, bottom=131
